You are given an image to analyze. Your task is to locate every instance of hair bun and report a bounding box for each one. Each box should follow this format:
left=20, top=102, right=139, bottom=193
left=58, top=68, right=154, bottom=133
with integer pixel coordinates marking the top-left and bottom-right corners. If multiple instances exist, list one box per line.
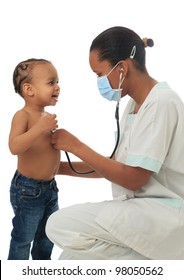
left=142, top=37, right=154, bottom=48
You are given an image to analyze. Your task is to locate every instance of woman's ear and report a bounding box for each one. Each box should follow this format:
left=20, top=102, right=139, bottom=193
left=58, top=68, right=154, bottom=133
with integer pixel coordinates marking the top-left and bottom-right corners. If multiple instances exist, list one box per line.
left=119, top=61, right=128, bottom=76
left=22, top=83, right=34, bottom=97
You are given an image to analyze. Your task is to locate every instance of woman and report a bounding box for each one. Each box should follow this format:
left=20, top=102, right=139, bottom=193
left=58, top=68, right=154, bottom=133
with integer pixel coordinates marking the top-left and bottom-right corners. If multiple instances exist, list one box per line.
left=46, top=26, right=184, bottom=259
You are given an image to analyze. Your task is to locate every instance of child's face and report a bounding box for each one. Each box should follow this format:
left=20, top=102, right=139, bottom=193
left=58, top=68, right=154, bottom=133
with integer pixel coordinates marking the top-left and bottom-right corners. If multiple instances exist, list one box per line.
left=30, top=63, right=60, bottom=106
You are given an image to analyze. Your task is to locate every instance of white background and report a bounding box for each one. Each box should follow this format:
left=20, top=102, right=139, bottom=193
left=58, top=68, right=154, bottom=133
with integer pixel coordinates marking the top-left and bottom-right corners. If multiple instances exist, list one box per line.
left=0, top=0, right=184, bottom=260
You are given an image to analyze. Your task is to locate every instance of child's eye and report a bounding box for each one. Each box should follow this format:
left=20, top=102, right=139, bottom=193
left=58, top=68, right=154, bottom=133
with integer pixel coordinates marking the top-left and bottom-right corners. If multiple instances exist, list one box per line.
left=49, top=81, right=54, bottom=85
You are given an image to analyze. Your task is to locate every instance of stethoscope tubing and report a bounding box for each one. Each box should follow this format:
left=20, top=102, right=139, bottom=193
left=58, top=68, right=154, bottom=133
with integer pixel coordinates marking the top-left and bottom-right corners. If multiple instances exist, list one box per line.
left=65, top=102, right=120, bottom=174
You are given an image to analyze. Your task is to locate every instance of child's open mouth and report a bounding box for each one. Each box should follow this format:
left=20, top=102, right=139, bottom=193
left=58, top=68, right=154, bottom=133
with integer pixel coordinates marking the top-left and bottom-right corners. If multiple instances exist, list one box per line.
left=52, top=94, right=58, bottom=101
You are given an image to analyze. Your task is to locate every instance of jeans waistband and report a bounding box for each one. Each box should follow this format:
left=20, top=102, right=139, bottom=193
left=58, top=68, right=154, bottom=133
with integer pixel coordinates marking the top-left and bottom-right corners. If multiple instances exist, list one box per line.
left=13, top=170, right=57, bottom=189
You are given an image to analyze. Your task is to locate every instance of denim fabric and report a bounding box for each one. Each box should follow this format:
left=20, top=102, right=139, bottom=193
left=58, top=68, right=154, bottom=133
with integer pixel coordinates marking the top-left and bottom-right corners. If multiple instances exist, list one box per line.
left=8, top=170, right=59, bottom=260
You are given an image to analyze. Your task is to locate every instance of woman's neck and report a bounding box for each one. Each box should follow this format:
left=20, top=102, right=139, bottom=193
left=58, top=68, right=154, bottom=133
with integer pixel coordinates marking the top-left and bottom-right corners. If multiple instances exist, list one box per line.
left=129, top=74, right=158, bottom=113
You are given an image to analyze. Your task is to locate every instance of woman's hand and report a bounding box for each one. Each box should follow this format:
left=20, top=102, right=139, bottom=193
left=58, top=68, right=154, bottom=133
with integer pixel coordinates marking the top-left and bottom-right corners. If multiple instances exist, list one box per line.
left=51, top=129, right=81, bottom=153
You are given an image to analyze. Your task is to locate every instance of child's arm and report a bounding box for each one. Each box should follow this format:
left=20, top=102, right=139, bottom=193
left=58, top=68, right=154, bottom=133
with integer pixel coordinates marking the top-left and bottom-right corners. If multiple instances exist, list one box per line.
left=9, top=110, right=58, bottom=155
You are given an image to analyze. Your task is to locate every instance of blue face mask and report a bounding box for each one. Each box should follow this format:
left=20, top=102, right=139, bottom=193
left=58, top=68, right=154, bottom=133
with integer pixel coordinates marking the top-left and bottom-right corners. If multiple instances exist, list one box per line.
left=97, top=45, right=136, bottom=102
left=97, top=62, right=124, bottom=102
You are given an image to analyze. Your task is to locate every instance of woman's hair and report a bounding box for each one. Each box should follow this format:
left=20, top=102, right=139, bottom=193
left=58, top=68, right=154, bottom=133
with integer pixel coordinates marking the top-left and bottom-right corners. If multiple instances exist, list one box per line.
left=13, top=58, right=51, bottom=97
left=90, top=26, right=154, bottom=71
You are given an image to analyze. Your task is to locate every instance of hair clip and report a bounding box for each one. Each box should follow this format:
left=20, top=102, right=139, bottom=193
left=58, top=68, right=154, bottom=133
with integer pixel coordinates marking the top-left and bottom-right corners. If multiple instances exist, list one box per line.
left=130, top=45, right=136, bottom=59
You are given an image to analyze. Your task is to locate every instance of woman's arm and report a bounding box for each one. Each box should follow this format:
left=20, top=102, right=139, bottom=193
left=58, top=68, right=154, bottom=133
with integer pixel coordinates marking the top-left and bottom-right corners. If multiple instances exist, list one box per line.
left=57, top=161, right=102, bottom=178
left=52, top=129, right=152, bottom=190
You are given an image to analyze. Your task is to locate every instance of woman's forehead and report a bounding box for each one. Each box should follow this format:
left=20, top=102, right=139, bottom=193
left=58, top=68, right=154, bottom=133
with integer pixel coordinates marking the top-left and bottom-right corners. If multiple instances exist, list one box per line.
left=89, top=50, right=111, bottom=72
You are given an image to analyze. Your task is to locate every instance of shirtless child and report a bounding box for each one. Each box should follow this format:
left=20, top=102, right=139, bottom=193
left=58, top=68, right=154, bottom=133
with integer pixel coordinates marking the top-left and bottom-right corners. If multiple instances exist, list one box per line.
left=8, top=58, right=60, bottom=260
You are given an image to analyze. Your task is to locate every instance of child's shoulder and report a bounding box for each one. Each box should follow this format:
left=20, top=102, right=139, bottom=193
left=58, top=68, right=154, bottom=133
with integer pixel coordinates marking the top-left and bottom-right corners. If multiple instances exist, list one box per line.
left=12, top=108, right=30, bottom=120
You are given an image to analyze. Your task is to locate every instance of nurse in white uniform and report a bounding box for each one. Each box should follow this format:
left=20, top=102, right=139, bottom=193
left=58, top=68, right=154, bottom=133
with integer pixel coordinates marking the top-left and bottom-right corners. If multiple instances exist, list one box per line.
left=46, top=26, right=184, bottom=260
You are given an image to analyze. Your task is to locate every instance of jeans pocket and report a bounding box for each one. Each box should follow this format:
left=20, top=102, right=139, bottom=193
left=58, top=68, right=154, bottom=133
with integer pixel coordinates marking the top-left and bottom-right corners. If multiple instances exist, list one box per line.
left=20, top=185, right=41, bottom=199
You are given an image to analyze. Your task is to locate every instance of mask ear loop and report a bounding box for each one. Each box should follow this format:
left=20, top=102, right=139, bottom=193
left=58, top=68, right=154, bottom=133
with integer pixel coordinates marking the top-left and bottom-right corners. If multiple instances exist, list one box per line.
left=107, top=61, right=121, bottom=76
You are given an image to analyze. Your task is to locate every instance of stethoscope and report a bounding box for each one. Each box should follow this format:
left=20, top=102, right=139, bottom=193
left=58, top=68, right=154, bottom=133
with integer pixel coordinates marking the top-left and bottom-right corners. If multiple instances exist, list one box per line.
left=65, top=101, right=120, bottom=174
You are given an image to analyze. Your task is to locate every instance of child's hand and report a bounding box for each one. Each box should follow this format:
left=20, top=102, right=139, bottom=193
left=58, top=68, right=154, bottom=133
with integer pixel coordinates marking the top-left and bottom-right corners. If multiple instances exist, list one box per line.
left=38, top=112, right=58, bottom=133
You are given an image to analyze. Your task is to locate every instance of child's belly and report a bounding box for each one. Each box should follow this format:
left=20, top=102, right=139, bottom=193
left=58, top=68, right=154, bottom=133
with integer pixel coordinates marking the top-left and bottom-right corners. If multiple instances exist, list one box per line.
left=17, top=145, right=61, bottom=180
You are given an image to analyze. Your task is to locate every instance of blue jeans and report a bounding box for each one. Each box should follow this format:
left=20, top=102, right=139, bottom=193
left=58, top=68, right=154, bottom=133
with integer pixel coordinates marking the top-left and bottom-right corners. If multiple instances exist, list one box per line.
left=8, top=170, right=59, bottom=260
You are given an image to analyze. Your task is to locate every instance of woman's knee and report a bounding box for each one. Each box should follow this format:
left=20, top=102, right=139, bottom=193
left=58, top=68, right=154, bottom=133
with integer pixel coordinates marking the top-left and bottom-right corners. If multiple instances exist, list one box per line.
left=45, top=208, right=82, bottom=249
left=46, top=207, right=78, bottom=244
left=46, top=209, right=65, bottom=241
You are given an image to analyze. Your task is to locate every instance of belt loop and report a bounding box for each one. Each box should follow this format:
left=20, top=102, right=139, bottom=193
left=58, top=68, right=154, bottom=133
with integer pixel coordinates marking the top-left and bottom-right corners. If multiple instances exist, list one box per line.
left=14, top=170, right=20, bottom=181
left=50, top=178, right=56, bottom=190
left=50, top=178, right=54, bottom=188
left=12, top=170, right=19, bottom=185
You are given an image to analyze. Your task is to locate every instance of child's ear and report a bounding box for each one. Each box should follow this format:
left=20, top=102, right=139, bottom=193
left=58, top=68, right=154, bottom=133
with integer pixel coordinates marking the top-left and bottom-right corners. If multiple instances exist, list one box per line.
left=22, top=83, right=34, bottom=97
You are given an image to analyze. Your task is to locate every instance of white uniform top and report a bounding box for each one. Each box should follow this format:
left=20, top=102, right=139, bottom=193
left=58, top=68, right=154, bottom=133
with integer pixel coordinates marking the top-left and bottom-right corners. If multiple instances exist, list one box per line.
left=95, top=82, right=184, bottom=259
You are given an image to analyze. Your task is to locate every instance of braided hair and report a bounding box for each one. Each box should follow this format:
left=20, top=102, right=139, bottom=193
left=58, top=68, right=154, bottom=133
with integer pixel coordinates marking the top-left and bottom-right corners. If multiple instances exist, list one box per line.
left=13, top=58, right=51, bottom=97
